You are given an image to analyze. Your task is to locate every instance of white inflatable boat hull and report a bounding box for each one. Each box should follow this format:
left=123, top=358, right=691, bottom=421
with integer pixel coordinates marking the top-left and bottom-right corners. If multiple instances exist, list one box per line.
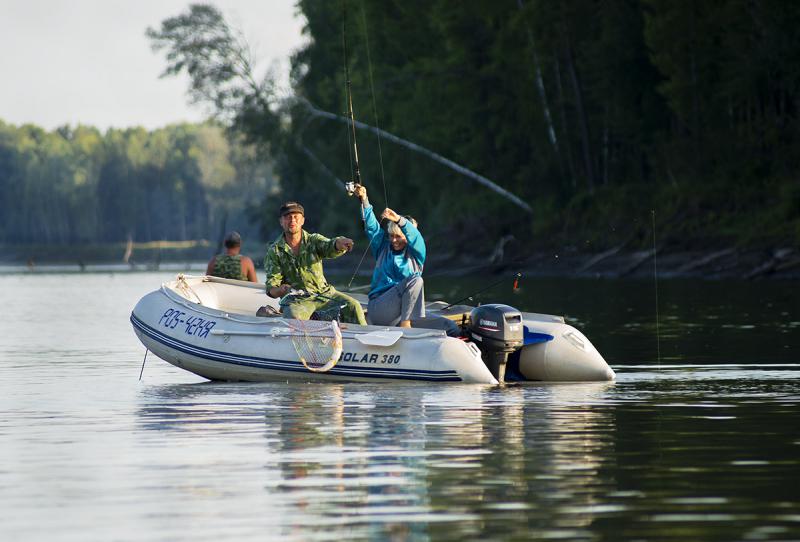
left=130, top=275, right=615, bottom=384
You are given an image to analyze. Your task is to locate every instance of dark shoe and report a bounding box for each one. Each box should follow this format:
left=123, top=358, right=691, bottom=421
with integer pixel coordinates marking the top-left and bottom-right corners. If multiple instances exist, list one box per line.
left=256, top=305, right=281, bottom=317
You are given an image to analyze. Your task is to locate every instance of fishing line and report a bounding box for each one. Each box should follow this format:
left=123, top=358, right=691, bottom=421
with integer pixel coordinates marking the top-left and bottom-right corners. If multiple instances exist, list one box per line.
left=358, top=0, right=389, bottom=209
left=651, top=210, right=665, bottom=466
left=652, top=210, right=661, bottom=367
left=341, top=0, right=373, bottom=289
left=346, top=235, right=372, bottom=289
left=341, top=3, right=356, bottom=180
left=346, top=80, right=362, bottom=187
left=341, top=0, right=362, bottom=191
left=299, top=99, right=533, bottom=213
left=139, top=348, right=148, bottom=381
left=415, top=255, right=526, bottom=281
left=346, top=205, right=388, bottom=289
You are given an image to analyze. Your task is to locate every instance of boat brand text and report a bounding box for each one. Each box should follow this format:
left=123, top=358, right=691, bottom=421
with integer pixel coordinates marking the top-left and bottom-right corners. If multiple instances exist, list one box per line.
left=340, top=351, right=401, bottom=364
left=159, top=308, right=216, bottom=338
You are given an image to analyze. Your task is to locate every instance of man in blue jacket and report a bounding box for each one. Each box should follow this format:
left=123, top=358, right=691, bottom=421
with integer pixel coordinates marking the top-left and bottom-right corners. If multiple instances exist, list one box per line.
left=354, top=185, right=426, bottom=327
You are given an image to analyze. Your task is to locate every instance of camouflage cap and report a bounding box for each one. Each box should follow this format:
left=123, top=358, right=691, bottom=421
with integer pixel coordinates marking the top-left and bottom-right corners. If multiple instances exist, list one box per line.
left=279, top=201, right=305, bottom=216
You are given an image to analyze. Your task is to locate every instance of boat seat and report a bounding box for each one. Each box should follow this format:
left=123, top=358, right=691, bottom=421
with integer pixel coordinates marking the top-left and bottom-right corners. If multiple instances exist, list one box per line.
left=349, top=292, right=468, bottom=334
left=411, top=315, right=462, bottom=337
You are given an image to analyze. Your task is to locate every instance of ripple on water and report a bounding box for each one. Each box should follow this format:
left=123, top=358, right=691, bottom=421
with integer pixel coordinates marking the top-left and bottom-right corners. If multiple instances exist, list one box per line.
left=1, top=273, right=799, bottom=541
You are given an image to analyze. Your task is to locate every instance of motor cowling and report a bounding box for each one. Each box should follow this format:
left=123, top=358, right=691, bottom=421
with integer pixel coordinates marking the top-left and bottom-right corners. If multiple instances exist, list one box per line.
left=467, top=304, right=524, bottom=383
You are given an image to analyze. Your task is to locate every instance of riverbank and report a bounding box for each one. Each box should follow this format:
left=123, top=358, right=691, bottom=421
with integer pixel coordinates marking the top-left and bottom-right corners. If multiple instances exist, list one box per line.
left=3, top=244, right=797, bottom=280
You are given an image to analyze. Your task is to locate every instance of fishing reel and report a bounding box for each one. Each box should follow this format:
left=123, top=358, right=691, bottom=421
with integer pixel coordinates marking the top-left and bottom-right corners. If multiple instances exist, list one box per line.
left=287, top=288, right=309, bottom=298
left=345, top=181, right=357, bottom=196
left=279, top=288, right=309, bottom=307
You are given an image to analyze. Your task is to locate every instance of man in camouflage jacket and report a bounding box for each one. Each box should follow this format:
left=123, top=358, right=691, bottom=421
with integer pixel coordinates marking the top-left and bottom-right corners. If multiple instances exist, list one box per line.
left=264, top=201, right=367, bottom=325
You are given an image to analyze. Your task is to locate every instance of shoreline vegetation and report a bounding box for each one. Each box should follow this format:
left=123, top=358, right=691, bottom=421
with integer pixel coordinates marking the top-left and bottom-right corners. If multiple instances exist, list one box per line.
left=3, top=242, right=797, bottom=281
left=3, top=5, right=800, bottom=276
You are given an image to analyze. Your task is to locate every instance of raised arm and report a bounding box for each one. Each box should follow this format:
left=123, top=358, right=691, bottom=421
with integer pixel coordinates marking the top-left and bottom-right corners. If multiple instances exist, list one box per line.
left=382, top=207, right=426, bottom=266
left=308, top=233, right=351, bottom=260
left=355, top=184, right=383, bottom=257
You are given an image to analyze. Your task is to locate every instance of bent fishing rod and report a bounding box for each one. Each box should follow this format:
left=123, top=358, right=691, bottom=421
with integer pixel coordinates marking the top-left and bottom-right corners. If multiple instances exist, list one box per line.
left=341, top=0, right=374, bottom=290
left=280, top=288, right=347, bottom=307
left=443, top=272, right=522, bottom=310
left=345, top=80, right=362, bottom=196
left=342, top=0, right=361, bottom=197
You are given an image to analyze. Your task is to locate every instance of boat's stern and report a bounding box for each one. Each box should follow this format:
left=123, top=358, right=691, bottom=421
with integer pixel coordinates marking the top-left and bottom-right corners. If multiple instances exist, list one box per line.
left=515, top=317, right=615, bottom=381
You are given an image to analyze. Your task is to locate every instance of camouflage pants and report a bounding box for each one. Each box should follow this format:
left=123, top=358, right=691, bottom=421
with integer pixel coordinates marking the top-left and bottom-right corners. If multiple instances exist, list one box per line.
left=280, top=289, right=367, bottom=326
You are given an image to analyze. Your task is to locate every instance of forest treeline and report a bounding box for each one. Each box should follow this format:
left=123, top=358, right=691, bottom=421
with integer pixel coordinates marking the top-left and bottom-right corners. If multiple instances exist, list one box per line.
left=146, top=0, right=800, bottom=255
left=4, top=1, right=799, bottom=258
left=0, top=121, right=273, bottom=245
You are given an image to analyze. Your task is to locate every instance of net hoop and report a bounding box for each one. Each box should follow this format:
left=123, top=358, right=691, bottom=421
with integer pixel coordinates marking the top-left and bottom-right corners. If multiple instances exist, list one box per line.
left=284, top=319, right=344, bottom=373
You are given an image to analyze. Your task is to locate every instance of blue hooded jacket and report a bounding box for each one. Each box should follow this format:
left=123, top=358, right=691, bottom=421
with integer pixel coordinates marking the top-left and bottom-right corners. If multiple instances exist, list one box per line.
left=362, top=202, right=426, bottom=299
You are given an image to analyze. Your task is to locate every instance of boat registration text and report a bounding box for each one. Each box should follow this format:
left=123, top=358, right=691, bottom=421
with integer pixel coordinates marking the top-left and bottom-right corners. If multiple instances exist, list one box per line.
left=158, top=308, right=217, bottom=338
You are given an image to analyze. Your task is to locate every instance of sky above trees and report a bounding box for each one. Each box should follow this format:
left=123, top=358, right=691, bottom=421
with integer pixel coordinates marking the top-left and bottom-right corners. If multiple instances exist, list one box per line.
left=0, top=0, right=305, bottom=130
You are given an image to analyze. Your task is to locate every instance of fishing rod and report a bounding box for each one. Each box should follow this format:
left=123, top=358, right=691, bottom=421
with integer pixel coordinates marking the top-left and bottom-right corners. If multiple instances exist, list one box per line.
left=280, top=288, right=345, bottom=305
left=345, top=81, right=362, bottom=195
left=342, top=0, right=361, bottom=197
left=279, top=288, right=349, bottom=321
left=341, top=0, right=374, bottom=290
left=443, top=272, right=522, bottom=310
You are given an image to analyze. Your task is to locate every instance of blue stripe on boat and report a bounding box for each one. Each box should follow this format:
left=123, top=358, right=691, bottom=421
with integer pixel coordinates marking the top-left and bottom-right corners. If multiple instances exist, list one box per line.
left=523, top=326, right=554, bottom=345
left=130, top=312, right=462, bottom=382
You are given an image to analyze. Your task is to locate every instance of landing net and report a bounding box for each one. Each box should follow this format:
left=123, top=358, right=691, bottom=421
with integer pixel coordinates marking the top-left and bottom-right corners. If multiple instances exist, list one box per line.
left=284, top=319, right=344, bottom=372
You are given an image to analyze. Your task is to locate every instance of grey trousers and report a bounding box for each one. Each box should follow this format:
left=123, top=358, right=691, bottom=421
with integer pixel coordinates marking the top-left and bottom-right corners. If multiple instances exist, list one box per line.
left=366, top=275, right=425, bottom=326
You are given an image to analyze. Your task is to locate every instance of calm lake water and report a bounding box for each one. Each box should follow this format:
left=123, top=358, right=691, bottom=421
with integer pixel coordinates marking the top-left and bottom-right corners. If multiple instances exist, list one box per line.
left=1, top=271, right=798, bottom=541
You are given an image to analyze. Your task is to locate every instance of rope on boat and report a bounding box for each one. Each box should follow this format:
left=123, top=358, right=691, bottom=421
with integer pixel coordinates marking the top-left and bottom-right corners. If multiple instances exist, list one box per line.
left=176, top=274, right=203, bottom=305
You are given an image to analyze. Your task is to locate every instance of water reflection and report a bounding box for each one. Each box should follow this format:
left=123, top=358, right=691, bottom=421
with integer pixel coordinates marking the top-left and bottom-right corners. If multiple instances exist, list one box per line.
left=130, top=370, right=800, bottom=541
left=4, top=273, right=800, bottom=541
left=134, top=381, right=627, bottom=540
left=425, top=384, right=619, bottom=540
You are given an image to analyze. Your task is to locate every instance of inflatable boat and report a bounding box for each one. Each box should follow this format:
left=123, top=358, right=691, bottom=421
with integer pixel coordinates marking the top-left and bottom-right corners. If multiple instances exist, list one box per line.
left=130, top=275, right=615, bottom=384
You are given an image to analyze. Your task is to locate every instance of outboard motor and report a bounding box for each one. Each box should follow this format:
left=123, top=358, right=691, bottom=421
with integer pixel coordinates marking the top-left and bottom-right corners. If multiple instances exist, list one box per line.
left=467, top=304, right=524, bottom=383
